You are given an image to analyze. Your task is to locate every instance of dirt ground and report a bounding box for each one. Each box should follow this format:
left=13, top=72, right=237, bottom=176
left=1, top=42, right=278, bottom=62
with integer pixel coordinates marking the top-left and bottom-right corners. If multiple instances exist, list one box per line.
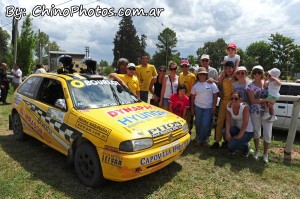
left=270, top=147, right=300, bottom=161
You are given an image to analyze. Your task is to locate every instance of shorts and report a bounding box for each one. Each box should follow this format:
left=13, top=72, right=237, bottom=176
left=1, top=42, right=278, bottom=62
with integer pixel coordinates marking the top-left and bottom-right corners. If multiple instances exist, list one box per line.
left=163, top=98, right=169, bottom=107
left=267, top=95, right=279, bottom=100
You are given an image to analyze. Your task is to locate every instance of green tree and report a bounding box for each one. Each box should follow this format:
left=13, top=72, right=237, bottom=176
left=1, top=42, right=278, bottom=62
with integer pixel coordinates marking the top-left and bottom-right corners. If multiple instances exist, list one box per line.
left=17, top=14, right=36, bottom=75
left=113, top=16, right=142, bottom=67
left=0, top=27, right=10, bottom=63
left=268, top=33, right=296, bottom=79
left=245, top=41, right=273, bottom=71
left=35, top=31, right=49, bottom=64
left=196, top=38, right=227, bottom=71
left=187, top=55, right=197, bottom=66
left=153, top=27, right=178, bottom=67
left=99, top=59, right=108, bottom=67
left=140, top=34, right=147, bottom=55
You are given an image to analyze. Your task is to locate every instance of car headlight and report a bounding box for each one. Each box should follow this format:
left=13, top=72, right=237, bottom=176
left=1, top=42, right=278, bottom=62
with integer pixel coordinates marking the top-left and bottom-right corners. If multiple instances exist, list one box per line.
left=119, top=138, right=153, bottom=152
left=182, top=122, right=188, bottom=133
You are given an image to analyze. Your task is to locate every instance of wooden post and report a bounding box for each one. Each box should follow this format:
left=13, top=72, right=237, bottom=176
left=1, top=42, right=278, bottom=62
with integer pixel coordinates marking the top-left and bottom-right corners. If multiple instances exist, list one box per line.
left=281, top=96, right=300, bottom=158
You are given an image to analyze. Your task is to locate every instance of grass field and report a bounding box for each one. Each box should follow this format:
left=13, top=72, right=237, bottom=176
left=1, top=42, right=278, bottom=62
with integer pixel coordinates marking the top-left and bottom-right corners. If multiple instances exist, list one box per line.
left=0, top=93, right=300, bottom=199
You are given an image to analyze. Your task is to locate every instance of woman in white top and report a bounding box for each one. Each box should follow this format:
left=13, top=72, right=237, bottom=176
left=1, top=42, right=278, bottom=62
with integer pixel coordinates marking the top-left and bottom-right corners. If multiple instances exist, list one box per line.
left=223, top=91, right=254, bottom=156
left=159, top=61, right=179, bottom=110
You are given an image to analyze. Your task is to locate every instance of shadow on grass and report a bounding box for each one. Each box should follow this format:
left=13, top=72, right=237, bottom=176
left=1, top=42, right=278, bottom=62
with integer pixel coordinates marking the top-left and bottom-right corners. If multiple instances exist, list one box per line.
left=0, top=133, right=182, bottom=199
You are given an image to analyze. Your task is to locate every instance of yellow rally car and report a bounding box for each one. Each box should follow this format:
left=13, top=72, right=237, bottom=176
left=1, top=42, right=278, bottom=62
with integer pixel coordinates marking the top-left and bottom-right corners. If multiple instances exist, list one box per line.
left=9, top=73, right=190, bottom=187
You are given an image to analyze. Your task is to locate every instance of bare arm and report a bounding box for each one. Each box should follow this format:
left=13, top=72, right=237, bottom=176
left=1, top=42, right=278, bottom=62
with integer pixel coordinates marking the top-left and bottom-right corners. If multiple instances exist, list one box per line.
left=109, top=73, right=126, bottom=87
left=159, top=76, right=167, bottom=107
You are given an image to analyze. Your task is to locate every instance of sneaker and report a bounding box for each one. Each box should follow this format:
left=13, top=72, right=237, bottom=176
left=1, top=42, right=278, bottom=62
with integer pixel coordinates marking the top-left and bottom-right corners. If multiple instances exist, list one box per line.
left=268, top=115, right=278, bottom=123
left=249, top=149, right=254, bottom=154
left=220, top=142, right=228, bottom=148
left=263, top=154, right=269, bottom=163
left=253, top=151, right=259, bottom=159
left=225, top=148, right=235, bottom=155
left=211, top=142, right=220, bottom=149
left=262, top=112, right=271, bottom=120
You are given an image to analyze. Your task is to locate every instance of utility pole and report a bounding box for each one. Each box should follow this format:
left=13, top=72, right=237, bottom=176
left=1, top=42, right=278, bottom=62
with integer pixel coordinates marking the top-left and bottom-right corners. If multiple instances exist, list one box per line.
left=12, top=17, right=18, bottom=64
left=161, top=23, right=168, bottom=67
left=85, top=46, right=89, bottom=57
left=38, top=29, right=42, bottom=64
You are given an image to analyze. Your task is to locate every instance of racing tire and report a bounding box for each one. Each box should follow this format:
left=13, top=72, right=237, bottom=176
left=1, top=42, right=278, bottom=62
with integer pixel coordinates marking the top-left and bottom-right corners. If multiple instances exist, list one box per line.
left=12, top=113, right=27, bottom=140
left=74, top=143, right=105, bottom=187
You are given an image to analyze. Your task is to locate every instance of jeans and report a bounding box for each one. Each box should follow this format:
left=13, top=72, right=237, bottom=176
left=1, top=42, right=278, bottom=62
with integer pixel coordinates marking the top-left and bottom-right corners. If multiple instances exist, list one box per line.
left=140, top=91, right=149, bottom=103
left=222, top=126, right=254, bottom=153
left=195, top=106, right=212, bottom=142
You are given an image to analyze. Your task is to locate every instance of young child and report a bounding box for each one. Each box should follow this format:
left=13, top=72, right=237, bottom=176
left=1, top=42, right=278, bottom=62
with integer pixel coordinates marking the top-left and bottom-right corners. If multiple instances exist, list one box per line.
left=262, top=68, right=281, bottom=122
left=224, top=43, right=240, bottom=69
left=168, top=84, right=190, bottom=119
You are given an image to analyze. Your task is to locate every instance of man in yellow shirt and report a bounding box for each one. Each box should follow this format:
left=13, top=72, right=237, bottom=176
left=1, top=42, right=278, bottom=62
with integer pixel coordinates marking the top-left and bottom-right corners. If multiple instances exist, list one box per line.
left=136, top=55, right=157, bottom=102
left=179, top=59, right=196, bottom=133
left=109, top=63, right=140, bottom=99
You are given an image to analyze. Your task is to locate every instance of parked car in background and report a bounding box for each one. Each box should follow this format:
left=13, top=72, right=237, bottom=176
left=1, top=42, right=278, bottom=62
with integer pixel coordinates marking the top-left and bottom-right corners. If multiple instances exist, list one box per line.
left=273, top=82, right=300, bottom=131
left=9, top=73, right=190, bottom=187
left=295, top=79, right=300, bottom=83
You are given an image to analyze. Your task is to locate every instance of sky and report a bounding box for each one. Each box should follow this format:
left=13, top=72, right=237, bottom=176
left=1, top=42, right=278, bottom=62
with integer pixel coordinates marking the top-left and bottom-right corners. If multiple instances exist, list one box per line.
left=1, top=0, right=300, bottom=65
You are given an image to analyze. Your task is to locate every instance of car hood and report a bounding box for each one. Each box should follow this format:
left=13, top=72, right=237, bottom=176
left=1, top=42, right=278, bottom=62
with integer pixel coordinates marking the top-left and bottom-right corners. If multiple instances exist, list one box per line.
left=77, top=103, right=186, bottom=138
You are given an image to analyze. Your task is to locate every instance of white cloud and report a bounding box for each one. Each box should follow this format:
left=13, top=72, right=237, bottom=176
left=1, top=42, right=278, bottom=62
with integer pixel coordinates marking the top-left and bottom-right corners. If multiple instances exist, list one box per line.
left=1, top=0, right=300, bottom=65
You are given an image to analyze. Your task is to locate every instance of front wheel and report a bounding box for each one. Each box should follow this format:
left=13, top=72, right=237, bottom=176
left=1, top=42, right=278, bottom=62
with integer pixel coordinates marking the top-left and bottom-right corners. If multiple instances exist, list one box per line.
left=74, top=143, right=105, bottom=187
left=12, top=113, right=26, bottom=140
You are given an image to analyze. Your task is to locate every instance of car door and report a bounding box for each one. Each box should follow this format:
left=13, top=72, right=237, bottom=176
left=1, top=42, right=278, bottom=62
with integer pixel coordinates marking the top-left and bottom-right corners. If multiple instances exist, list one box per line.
left=283, top=84, right=300, bottom=131
left=273, top=84, right=290, bottom=129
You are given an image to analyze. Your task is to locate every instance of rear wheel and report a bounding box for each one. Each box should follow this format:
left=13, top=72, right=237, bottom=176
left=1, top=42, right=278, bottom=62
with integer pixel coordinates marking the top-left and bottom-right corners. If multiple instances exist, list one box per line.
left=74, top=143, right=105, bottom=187
left=12, top=113, right=26, bottom=140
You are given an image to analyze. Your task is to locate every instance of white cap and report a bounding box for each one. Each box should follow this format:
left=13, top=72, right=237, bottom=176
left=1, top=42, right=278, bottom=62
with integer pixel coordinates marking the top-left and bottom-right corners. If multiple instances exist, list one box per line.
left=268, top=68, right=281, bottom=78
left=237, top=66, right=247, bottom=72
left=127, top=63, right=136, bottom=68
left=200, top=54, right=210, bottom=60
left=252, top=65, right=264, bottom=71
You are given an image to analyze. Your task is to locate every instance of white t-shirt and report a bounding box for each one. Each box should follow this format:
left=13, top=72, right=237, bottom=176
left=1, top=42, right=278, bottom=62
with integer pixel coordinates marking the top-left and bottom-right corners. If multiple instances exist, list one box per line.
left=35, top=68, right=47, bottom=74
left=191, top=81, right=219, bottom=108
left=164, top=75, right=178, bottom=99
left=224, top=54, right=240, bottom=67
left=268, top=80, right=281, bottom=98
left=227, top=103, right=253, bottom=132
left=12, top=69, right=22, bottom=83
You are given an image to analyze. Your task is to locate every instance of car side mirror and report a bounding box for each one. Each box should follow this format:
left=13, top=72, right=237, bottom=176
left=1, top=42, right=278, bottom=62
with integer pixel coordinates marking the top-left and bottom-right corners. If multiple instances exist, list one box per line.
left=55, top=99, right=66, bottom=110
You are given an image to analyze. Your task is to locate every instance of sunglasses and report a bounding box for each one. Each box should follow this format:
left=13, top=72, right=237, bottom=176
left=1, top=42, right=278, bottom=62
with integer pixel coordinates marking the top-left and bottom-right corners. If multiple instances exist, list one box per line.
left=231, top=97, right=239, bottom=101
left=160, top=70, right=166, bottom=72
left=198, top=73, right=207, bottom=76
left=169, top=68, right=177, bottom=71
left=252, top=71, right=262, bottom=75
left=237, top=71, right=245, bottom=75
left=127, top=67, right=136, bottom=71
left=201, top=59, right=209, bottom=62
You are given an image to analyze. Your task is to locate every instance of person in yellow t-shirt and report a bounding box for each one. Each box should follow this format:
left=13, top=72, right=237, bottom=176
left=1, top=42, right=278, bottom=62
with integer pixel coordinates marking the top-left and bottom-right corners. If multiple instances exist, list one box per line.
left=179, top=59, right=196, bottom=134
left=136, top=55, right=157, bottom=102
left=109, top=63, right=140, bottom=99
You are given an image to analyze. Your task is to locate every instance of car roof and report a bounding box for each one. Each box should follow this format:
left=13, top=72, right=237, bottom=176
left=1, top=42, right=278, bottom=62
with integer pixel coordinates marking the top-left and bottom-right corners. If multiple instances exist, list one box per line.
left=30, top=73, right=108, bottom=81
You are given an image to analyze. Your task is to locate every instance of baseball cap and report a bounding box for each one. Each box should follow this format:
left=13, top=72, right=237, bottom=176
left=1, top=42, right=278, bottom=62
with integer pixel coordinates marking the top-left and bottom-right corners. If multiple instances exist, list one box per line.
left=180, top=59, right=190, bottom=66
left=200, top=54, right=210, bottom=60
left=127, top=63, right=136, bottom=68
left=237, top=66, right=247, bottom=72
left=227, top=43, right=237, bottom=49
left=252, top=65, right=264, bottom=71
left=268, top=68, right=281, bottom=78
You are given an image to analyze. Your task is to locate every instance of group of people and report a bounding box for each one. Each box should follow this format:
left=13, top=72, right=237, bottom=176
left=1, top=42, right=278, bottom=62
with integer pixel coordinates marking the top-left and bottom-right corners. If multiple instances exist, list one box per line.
left=113, top=44, right=281, bottom=163
left=0, top=63, right=23, bottom=104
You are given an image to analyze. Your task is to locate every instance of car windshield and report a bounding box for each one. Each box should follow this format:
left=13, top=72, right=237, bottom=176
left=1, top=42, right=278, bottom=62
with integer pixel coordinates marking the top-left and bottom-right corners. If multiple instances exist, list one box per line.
left=67, top=79, right=140, bottom=109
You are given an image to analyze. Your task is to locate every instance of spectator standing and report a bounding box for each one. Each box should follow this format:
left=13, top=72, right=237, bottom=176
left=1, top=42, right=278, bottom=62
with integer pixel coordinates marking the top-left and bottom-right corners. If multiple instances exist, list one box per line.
left=232, top=66, right=251, bottom=104
left=169, top=84, right=190, bottom=119
left=247, top=65, right=275, bottom=163
left=198, top=54, right=219, bottom=83
left=34, top=64, right=47, bottom=74
left=159, top=61, right=179, bottom=110
left=223, top=91, right=254, bottom=156
left=11, top=63, right=22, bottom=91
left=191, top=67, right=219, bottom=147
left=115, top=58, right=129, bottom=74
left=109, top=63, right=140, bottom=98
left=0, top=63, right=9, bottom=104
left=212, top=61, right=235, bottom=149
left=136, top=55, right=157, bottom=102
left=149, top=65, right=166, bottom=106
left=179, top=59, right=196, bottom=133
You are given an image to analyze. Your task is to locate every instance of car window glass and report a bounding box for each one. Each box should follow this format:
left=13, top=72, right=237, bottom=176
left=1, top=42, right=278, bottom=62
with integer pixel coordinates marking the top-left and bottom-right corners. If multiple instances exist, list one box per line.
left=289, top=85, right=300, bottom=96
left=279, top=85, right=290, bottom=95
left=37, top=78, right=65, bottom=107
left=68, top=79, right=139, bottom=109
left=18, top=76, right=43, bottom=99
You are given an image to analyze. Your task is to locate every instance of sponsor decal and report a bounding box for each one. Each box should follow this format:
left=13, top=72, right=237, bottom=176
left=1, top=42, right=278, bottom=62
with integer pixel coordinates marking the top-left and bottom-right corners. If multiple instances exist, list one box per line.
left=102, top=153, right=122, bottom=167
left=83, top=79, right=118, bottom=86
left=70, top=80, right=84, bottom=88
left=20, top=107, right=44, bottom=139
left=140, top=139, right=190, bottom=166
left=147, top=121, right=182, bottom=138
left=47, top=108, right=65, bottom=123
left=76, top=116, right=111, bottom=141
left=116, top=110, right=167, bottom=126
left=106, top=105, right=153, bottom=117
